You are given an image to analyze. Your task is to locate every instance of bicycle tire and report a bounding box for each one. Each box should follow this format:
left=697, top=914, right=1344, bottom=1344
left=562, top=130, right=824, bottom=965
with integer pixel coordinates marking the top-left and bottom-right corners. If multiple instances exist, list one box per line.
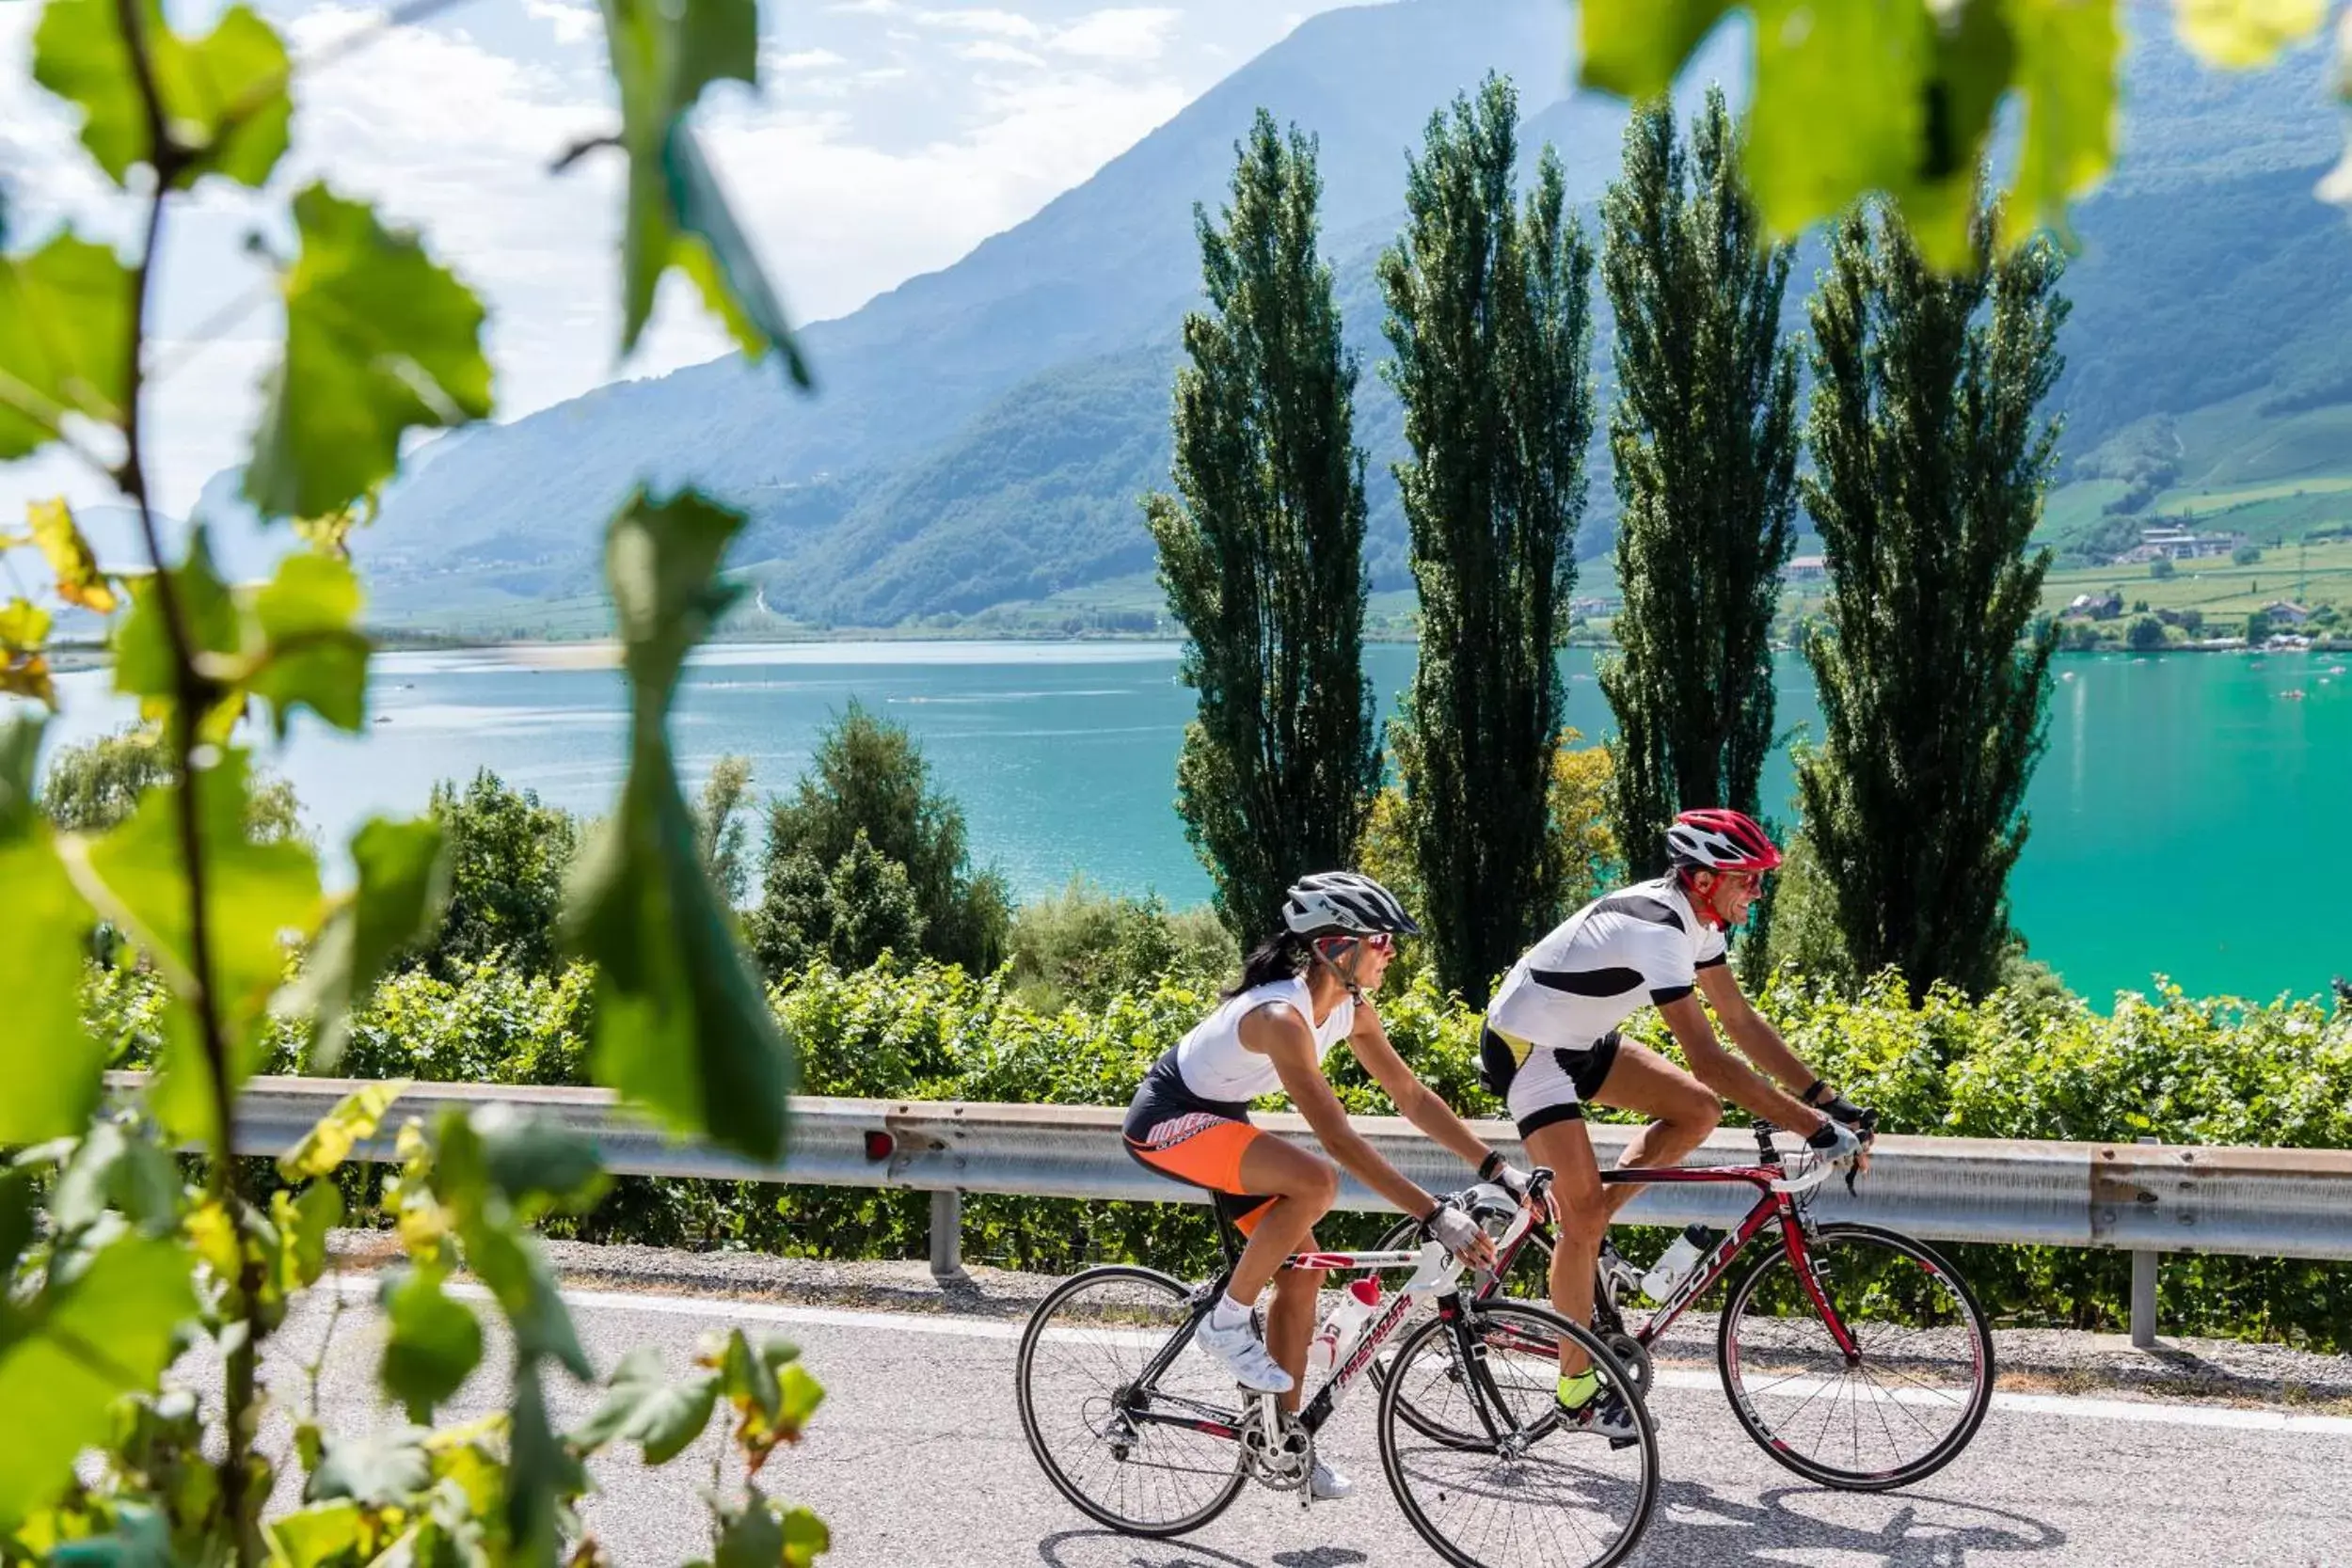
left=1369, top=1215, right=1559, bottom=1450
left=1716, top=1223, right=1995, bottom=1491
left=1015, top=1264, right=1248, bottom=1536
left=1376, top=1298, right=1659, bottom=1568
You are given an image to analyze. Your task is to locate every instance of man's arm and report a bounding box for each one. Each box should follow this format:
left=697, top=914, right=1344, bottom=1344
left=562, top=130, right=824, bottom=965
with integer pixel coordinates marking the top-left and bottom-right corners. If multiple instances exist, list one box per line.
left=1693, top=963, right=1823, bottom=1097
left=1654, top=992, right=1828, bottom=1134
left=1342, top=1004, right=1499, bottom=1175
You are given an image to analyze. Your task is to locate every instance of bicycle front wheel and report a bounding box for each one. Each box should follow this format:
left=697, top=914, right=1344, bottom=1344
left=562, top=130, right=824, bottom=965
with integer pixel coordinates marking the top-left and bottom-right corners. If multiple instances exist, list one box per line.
left=1718, top=1223, right=1995, bottom=1490
left=1377, top=1299, right=1658, bottom=1568
left=1015, top=1265, right=1247, bottom=1536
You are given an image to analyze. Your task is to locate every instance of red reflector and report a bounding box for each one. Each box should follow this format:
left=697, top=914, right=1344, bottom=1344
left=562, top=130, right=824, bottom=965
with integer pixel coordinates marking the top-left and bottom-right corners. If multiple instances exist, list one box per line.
left=863, top=1131, right=894, bottom=1162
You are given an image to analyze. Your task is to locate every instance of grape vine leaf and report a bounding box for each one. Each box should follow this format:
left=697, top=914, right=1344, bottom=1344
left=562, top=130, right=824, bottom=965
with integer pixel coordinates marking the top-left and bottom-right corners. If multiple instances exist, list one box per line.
left=2174, top=0, right=2325, bottom=67
left=596, top=0, right=810, bottom=382
left=377, top=1265, right=484, bottom=1423
left=571, top=1347, right=718, bottom=1465
left=243, top=551, right=371, bottom=736
left=564, top=488, right=796, bottom=1163
left=0, top=230, right=131, bottom=458
left=0, top=1234, right=199, bottom=1528
left=0, top=715, right=102, bottom=1143
left=32, top=0, right=291, bottom=190
left=246, top=185, right=493, bottom=522
left=27, top=499, right=119, bottom=614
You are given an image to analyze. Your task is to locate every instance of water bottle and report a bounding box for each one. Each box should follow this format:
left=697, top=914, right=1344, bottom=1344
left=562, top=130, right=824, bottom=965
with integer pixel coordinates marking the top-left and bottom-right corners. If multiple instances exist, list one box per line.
left=1641, top=1224, right=1716, bottom=1305
left=1305, top=1279, right=1383, bottom=1376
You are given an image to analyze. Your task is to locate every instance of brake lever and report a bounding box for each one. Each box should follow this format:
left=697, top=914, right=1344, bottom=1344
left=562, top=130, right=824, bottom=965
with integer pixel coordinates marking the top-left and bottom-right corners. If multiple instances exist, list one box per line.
left=1843, top=1108, right=1882, bottom=1195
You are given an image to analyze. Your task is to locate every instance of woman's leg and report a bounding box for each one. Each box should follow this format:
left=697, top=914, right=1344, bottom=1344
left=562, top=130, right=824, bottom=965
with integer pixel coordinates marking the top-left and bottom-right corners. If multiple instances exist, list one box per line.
left=1587, top=1040, right=1721, bottom=1221
left=1264, top=1247, right=1327, bottom=1416
left=1521, top=1117, right=1606, bottom=1380
left=1230, top=1133, right=1338, bottom=1403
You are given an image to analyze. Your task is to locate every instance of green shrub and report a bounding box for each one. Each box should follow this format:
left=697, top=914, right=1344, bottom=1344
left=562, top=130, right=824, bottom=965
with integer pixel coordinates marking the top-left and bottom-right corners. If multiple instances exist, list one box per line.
left=1003, top=878, right=1236, bottom=1011
left=418, top=769, right=581, bottom=978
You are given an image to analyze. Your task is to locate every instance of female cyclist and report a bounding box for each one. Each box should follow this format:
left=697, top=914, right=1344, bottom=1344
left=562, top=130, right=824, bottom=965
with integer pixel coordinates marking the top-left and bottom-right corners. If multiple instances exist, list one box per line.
left=1121, top=871, right=1527, bottom=1501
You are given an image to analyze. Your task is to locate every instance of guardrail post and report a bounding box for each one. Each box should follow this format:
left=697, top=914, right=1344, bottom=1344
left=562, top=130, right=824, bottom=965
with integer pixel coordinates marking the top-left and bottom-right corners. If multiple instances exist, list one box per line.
left=2131, top=1134, right=2160, bottom=1348
left=930, top=1189, right=968, bottom=1284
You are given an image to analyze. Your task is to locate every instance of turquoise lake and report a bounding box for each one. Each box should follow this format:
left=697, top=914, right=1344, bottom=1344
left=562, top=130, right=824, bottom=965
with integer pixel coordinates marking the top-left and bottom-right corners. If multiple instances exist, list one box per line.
left=47, top=641, right=2352, bottom=1005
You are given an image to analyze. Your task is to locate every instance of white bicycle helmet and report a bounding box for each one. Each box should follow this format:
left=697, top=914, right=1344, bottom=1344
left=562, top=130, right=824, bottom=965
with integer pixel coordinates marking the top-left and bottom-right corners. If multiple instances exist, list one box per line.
left=1281, top=871, right=1422, bottom=939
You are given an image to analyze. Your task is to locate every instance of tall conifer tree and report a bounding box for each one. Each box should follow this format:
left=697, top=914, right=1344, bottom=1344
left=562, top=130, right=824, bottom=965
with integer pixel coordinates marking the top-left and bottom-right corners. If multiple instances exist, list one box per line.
left=1380, top=76, right=1595, bottom=1004
left=1797, top=200, right=2067, bottom=999
left=1148, top=110, right=1380, bottom=937
left=1597, top=89, right=1798, bottom=881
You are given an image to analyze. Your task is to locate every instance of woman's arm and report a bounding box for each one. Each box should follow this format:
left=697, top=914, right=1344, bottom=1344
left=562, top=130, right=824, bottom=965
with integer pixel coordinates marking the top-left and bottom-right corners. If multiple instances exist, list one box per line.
left=1242, top=1007, right=1439, bottom=1218
left=1343, top=1004, right=1500, bottom=1175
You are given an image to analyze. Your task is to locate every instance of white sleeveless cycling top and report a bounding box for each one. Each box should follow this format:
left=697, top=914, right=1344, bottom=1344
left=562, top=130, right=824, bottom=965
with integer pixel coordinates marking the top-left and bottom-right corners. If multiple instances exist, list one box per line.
left=1172, top=977, right=1355, bottom=1104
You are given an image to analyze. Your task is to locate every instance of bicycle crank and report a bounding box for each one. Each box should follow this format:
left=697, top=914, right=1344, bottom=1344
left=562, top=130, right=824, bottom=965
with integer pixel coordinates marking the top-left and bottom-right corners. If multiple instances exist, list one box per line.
left=1602, top=1331, right=1654, bottom=1397
left=1238, top=1395, right=1313, bottom=1497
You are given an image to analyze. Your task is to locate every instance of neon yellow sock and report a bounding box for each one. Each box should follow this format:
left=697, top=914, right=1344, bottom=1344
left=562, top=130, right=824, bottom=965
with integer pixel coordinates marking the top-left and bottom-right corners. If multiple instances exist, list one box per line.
left=1556, top=1370, right=1599, bottom=1409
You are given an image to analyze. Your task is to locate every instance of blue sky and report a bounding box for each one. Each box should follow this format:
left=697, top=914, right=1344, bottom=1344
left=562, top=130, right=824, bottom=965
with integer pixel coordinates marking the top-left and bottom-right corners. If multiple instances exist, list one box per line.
left=0, top=0, right=1358, bottom=523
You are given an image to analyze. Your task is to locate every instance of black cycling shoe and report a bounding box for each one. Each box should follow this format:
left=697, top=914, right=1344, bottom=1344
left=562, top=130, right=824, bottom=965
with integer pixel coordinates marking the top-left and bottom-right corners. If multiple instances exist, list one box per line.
left=1557, top=1382, right=1641, bottom=1450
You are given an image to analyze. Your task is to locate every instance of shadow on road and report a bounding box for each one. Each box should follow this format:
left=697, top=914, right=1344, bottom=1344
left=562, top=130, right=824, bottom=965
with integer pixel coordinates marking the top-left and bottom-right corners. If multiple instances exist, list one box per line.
left=1637, top=1481, right=2066, bottom=1566
left=1035, top=1529, right=1371, bottom=1568
left=1034, top=1484, right=2064, bottom=1567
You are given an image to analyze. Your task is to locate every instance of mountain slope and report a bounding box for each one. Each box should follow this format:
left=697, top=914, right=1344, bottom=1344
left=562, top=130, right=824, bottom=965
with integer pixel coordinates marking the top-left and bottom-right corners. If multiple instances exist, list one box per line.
left=191, top=0, right=2352, bottom=629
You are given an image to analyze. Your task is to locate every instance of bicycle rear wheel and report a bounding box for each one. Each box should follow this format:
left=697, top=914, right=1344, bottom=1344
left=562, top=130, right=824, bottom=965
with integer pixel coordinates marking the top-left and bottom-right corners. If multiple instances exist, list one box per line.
left=1718, top=1223, right=1995, bottom=1490
left=1015, top=1265, right=1248, bottom=1536
left=1377, top=1299, right=1657, bottom=1568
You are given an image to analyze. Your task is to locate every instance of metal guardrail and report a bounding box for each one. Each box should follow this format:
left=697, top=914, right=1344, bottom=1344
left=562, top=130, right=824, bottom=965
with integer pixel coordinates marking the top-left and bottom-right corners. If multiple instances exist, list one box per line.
left=210, top=1075, right=2352, bottom=1333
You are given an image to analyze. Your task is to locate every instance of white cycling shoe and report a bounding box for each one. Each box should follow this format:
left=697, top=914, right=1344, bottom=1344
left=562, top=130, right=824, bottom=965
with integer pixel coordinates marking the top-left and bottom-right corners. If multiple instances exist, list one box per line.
left=1193, top=1314, right=1295, bottom=1394
left=1310, top=1460, right=1354, bottom=1501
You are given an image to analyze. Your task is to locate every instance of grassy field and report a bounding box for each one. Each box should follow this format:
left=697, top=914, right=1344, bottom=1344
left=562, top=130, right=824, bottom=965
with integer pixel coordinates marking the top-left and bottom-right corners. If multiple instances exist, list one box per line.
left=2039, top=537, right=2352, bottom=619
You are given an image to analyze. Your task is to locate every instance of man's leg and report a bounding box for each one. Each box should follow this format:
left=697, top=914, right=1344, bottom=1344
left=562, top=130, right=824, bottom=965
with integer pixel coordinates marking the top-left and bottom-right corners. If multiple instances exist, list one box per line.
left=1521, top=1117, right=1606, bottom=1380
left=1586, top=1040, right=1721, bottom=1222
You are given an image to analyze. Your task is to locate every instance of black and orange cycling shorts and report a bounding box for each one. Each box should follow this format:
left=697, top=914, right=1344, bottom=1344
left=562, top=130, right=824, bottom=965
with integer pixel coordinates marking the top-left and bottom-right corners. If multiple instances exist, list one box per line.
left=1123, top=1109, right=1280, bottom=1237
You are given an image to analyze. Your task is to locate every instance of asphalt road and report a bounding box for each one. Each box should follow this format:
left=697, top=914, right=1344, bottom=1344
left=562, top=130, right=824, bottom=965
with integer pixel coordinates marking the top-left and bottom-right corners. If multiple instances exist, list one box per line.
left=270, top=1283, right=2352, bottom=1568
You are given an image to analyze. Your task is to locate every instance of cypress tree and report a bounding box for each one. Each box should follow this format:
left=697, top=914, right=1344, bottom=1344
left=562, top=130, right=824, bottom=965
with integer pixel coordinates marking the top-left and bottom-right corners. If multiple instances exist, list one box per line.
left=1597, top=88, right=1798, bottom=880
left=1147, top=109, right=1380, bottom=937
left=1379, top=76, right=1596, bottom=1004
left=1797, top=199, right=2067, bottom=1000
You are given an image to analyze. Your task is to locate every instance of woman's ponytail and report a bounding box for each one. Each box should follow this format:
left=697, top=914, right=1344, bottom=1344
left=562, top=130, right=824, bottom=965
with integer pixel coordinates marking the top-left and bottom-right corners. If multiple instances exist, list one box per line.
left=1224, top=930, right=1309, bottom=997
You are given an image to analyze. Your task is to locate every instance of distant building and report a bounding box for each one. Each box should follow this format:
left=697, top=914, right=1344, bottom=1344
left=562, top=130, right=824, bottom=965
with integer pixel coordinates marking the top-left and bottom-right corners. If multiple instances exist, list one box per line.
left=2119, top=525, right=2239, bottom=563
left=2067, top=591, right=2125, bottom=620
left=2265, top=600, right=2312, bottom=625
left=1787, top=555, right=1828, bottom=582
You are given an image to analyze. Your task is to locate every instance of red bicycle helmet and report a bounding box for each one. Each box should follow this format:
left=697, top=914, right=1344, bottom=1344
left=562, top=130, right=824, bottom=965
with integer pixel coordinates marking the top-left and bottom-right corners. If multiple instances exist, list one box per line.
left=1664, top=808, right=1782, bottom=873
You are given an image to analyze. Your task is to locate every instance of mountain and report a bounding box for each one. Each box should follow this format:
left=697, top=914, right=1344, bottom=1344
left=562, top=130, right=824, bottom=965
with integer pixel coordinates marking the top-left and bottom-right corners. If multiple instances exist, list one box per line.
left=188, top=0, right=2352, bottom=631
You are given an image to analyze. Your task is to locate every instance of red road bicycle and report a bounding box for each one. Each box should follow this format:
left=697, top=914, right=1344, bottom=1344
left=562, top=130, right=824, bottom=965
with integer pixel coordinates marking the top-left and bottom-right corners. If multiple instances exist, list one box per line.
left=1375, top=1121, right=1996, bottom=1490
left=1016, top=1169, right=1661, bottom=1568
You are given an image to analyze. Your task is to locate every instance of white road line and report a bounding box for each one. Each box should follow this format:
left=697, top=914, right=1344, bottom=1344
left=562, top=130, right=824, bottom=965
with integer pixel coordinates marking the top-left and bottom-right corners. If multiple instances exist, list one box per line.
left=326, top=1274, right=2352, bottom=1435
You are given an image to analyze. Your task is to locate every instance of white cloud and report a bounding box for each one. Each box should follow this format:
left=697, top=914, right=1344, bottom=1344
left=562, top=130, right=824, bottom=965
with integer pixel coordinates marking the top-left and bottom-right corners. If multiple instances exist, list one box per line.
left=770, top=47, right=850, bottom=71
left=1051, top=8, right=1181, bottom=62
left=523, top=0, right=601, bottom=47
left=960, top=39, right=1046, bottom=66
left=914, top=8, right=1045, bottom=40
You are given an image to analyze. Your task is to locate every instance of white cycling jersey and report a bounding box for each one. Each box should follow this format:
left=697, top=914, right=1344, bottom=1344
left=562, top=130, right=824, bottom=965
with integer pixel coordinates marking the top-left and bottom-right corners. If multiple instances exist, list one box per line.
left=1486, top=875, right=1727, bottom=1052
left=1169, top=977, right=1355, bottom=1105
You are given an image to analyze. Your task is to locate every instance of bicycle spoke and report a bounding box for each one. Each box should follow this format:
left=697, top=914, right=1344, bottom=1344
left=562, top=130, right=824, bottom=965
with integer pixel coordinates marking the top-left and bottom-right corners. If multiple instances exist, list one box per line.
left=1718, top=1227, right=1994, bottom=1489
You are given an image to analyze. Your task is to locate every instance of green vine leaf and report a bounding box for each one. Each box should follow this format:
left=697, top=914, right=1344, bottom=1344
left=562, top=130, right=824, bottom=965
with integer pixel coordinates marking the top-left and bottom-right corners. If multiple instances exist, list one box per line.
left=246, top=184, right=493, bottom=522
left=0, top=229, right=131, bottom=458
left=265, top=1499, right=366, bottom=1568
left=1575, top=0, right=2121, bottom=263
left=0, top=1234, right=199, bottom=1529
left=571, top=1346, right=718, bottom=1465
left=2174, top=0, right=2325, bottom=68
left=564, top=488, right=795, bottom=1162
left=273, top=1180, right=342, bottom=1293
left=242, top=551, right=372, bottom=736
left=377, top=1265, right=484, bottom=1423
left=68, top=749, right=322, bottom=1141
left=111, top=526, right=242, bottom=729
left=27, top=498, right=119, bottom=613
left=308, top=1427, right=429, bottom=1509
left=0, top=716, right=101, bottom=1142
left=277, top=1080, right=407, bottom=1182
left=31, top=0, right=292, bottom=190
left=596, top=0, right=809, bottom=382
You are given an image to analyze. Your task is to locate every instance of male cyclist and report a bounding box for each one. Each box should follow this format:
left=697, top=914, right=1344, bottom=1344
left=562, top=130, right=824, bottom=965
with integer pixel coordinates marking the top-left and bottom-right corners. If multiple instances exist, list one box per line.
left=1481, top=808, right=1873, bottom=1440
left=1123, top=871, right=1524, bottom=1499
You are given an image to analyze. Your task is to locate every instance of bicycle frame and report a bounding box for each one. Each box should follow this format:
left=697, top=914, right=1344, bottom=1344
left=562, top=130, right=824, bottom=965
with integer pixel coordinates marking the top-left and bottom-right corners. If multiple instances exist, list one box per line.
left=1119, top=1176, right=1552, bottom=1445
left=1479, top=1137, right=1859, bottom=1362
